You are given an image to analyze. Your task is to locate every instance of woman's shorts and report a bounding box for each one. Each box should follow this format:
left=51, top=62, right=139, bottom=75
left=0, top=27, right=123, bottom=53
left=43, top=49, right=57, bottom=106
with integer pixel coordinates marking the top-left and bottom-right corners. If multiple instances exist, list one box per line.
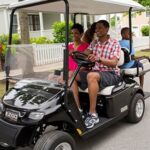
left=78, top=71, right=121, bottom=90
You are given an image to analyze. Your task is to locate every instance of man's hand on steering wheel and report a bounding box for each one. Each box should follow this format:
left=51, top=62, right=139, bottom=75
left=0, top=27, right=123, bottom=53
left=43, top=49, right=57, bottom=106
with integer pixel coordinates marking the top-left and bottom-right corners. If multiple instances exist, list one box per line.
left=71, top=51, right=95, bottom=68
left=88, top=54, right=101, bottom=63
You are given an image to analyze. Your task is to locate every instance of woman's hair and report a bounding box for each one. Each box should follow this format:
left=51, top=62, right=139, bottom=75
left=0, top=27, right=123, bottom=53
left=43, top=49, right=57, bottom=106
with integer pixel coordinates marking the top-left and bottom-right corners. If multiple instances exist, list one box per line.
left=71, top=23, right=84, bottom=34
left=82, top=22, right=96, bottom=44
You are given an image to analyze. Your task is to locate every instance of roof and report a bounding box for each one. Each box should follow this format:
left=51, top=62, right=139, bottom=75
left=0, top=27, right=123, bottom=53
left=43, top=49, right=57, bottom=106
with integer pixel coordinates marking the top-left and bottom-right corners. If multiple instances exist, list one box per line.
left=8, top=0, right=145, bottom=15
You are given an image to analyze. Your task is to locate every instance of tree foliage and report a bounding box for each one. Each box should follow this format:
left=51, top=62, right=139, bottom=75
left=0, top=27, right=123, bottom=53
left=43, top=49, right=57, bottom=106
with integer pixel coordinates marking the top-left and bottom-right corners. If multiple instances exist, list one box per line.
left=52, top=21, right=73, bottom=43
left=138, top=0, right=150, bottom=7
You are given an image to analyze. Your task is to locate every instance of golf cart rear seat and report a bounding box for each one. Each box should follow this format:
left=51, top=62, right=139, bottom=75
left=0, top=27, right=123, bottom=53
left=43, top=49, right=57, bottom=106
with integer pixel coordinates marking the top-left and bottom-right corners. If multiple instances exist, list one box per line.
left=79, top=50, right=126, bottom=96
left=121, top=58, right=150, bottom=76
left=119, top=47, right=150, bottom=77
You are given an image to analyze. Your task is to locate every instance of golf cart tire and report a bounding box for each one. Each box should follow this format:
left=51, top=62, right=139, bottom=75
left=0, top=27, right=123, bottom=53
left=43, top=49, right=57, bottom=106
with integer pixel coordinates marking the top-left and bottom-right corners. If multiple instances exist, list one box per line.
left=33, top=130, right=76, bottom=150
left=0, top=146, right=15, bottom=150
left=127, top=93, right=145, bottom=123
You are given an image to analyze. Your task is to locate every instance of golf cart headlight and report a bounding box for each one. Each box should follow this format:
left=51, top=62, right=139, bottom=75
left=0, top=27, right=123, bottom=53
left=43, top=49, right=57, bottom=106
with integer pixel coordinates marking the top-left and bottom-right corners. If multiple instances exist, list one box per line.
left=29, top=112, right=44, bottom=120
left=0, top=102, right=4, bottom=115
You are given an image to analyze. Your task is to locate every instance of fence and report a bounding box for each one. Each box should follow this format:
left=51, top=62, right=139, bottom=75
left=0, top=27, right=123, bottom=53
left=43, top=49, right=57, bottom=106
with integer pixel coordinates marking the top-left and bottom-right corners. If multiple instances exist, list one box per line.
left=33, top=43, right=64, bottom=66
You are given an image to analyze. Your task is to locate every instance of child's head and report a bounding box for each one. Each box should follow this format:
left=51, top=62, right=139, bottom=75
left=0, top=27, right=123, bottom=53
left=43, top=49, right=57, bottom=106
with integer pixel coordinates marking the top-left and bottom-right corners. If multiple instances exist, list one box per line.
left=121, top=27, right=130, bottom=40
left=71, top=23, right=84, bottom=42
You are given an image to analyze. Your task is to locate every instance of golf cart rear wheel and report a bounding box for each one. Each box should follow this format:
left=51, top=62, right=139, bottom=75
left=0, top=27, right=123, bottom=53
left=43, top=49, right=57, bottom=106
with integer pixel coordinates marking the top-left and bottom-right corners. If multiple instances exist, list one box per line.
left=127, top=93, right=145, bottom=123
left=33, top=130, right=76, bottom=150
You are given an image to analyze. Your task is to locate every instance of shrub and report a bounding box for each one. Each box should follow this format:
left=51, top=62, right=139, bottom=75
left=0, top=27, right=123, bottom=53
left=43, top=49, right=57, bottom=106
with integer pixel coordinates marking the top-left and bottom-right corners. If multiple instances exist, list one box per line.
left=30, top=36, right=53, bottom=44
left=52, top=21, right=73, bottom=43
left=0, top=34, right=20, bottom=60
left=141, top=25, right=150, bottom=36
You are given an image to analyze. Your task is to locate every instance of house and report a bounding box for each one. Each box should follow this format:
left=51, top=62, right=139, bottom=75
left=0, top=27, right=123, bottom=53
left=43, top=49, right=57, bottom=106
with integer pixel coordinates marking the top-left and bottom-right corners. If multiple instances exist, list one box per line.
left=120, top=11, right=150, bottom=37
left=0, top=0, right=95, bottom=39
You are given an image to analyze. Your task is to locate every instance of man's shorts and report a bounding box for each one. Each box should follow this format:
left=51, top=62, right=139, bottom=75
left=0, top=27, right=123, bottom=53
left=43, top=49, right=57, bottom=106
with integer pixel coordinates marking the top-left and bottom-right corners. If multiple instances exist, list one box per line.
left=78, top=71, right=121, bottom=90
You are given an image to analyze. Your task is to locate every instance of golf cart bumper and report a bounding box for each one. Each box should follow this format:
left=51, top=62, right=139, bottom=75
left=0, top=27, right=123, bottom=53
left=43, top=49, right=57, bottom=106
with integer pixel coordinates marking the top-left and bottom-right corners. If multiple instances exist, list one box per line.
left=0, top=118, right=35, bottom=147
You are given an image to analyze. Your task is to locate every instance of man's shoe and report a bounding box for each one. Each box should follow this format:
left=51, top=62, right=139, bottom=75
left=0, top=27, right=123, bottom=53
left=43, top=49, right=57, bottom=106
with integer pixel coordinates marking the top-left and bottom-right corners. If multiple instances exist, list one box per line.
left=85, top=113, right=99, bottom=129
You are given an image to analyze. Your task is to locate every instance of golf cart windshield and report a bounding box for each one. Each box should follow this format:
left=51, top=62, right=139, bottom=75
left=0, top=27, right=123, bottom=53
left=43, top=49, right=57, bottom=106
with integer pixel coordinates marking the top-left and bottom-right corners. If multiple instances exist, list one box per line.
left=6, top=0, right=145, bottom=88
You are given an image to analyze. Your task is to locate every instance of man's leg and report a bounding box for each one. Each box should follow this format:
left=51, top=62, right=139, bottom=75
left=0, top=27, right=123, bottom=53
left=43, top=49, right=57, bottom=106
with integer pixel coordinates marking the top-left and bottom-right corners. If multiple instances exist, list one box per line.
left=84, top=72, right=100, bottom=129
left=87, top=72, right=100, bottom=114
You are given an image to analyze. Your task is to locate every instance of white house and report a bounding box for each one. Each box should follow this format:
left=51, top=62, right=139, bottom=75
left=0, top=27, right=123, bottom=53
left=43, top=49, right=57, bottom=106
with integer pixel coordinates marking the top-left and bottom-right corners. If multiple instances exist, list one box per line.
left=0, top=0, right=95, bottom=39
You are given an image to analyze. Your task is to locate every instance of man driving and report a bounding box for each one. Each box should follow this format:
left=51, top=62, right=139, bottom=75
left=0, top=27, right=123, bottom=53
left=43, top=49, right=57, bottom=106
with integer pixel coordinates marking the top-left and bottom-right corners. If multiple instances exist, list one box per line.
left=71, top=20, right=121, bottom=129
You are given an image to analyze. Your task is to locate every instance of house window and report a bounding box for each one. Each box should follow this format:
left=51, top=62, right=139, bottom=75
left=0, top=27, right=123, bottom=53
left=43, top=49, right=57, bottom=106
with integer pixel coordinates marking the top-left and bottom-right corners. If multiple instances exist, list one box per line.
left=12, top=15, right=18, bottom=33
left=146, top=9, right=150, bottom=17
left=28, top=15, right=40, bottom=31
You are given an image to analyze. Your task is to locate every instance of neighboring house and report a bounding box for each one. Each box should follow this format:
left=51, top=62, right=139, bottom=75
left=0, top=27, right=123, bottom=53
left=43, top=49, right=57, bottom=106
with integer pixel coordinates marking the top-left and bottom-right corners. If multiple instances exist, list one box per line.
left=120, top=11, right=150, bottom=37
left=0, top=0, right=95, bottom=39
left=0, top=0, right=62, bottom=39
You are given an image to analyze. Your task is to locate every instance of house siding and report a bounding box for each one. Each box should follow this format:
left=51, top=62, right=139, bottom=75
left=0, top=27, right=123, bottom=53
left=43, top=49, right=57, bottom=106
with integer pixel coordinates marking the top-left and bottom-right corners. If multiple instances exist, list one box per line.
left=43, top=13, right=60, bottom=29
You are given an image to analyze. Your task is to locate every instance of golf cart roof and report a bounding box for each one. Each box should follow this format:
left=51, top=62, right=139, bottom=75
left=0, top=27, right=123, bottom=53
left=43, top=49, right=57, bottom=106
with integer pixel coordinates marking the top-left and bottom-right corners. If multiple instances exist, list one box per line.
left=8, top=0, right=145, bottom=14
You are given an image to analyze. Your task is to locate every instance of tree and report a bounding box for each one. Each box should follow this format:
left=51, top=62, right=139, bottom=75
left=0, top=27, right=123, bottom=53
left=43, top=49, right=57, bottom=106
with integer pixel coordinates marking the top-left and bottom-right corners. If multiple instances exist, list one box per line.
left=18, top=0, right=30, bottom=44
left=18, top=10, right=30, bottom=44
left=138, top=0, right=150, bottom=7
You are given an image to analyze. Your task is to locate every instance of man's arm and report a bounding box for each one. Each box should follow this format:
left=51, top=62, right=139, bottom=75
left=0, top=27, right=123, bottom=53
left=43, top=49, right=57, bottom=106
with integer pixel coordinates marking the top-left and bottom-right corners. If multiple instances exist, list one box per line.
left=83, top=49, right=92, bottom=55
left=88, top=54, right=118, bottom=68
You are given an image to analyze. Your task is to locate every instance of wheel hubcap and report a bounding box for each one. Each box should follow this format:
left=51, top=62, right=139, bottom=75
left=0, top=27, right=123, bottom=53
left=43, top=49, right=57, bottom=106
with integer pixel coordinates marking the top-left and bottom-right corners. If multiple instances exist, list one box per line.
left=136, top=99, right=144, bottom=118
left=55, top=142, right=72, bottom=150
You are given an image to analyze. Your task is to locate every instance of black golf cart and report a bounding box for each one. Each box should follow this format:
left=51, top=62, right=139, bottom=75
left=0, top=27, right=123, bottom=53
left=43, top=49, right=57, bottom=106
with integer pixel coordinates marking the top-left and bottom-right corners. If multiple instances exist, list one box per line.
left=0, top=0, right=150, bottom=150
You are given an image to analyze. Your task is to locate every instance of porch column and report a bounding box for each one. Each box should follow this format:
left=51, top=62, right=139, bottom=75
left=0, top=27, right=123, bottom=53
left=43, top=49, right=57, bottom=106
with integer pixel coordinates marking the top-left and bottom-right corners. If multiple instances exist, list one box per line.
left=39, top=12, right=44, bottom=36
left=3, top=9, right=9, bottom=34
left=60, top=13, right=65, bottom=22
left=83, top=15, right=87, bottom=30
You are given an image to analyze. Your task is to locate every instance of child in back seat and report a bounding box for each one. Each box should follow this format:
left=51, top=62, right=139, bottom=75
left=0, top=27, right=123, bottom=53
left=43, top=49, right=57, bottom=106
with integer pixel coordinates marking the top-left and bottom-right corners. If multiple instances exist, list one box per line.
left=119, top=27, right=144, bottom=88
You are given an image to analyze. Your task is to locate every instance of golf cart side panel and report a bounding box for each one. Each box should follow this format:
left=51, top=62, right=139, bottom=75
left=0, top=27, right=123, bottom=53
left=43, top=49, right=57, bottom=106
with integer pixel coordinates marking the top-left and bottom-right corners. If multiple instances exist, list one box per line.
left=104, top=86, right=135, bottom=118
left=0, top=118, right=37, bottom=147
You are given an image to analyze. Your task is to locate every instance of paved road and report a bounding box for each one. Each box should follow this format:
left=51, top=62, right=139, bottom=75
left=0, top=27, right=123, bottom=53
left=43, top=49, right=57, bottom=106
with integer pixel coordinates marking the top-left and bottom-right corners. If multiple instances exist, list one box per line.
left=15, top=72, right=150, bottom=150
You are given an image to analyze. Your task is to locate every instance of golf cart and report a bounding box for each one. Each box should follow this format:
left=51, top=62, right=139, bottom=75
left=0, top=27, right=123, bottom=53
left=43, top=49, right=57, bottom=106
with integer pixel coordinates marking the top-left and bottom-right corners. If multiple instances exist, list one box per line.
left=0, top=0, right=150, bottom=149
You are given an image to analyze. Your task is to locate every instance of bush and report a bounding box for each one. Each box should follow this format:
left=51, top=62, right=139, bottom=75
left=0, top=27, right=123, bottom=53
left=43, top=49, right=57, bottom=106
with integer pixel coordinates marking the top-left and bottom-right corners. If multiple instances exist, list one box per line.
left=141, top=25, right=150, bottom=36
left=30, top=36, right=53, bottom=44
left=52, top=21, right=73, bottom=43
left=0, top=34, right=20, bottom=60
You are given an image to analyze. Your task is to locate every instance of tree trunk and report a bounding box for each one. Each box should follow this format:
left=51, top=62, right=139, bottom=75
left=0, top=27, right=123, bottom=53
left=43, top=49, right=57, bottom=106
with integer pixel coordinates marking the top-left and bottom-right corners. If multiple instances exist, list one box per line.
left=18, top=10, right=33, bottom=75
left=18, top=10, right=30, bottom=44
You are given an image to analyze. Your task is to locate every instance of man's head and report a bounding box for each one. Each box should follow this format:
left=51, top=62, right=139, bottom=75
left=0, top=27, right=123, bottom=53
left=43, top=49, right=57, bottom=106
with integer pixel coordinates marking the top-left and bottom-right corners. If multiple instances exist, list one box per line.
left=121, top=27, right=130, bottom=40
left=71, top=23, right=84, bottom=42
left=95, top=20, right=110, bottom=38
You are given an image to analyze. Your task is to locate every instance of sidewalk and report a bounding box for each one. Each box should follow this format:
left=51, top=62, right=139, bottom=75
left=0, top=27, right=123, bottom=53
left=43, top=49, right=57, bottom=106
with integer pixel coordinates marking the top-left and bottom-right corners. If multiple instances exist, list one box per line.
left=0, top=62, right=63, bottom=80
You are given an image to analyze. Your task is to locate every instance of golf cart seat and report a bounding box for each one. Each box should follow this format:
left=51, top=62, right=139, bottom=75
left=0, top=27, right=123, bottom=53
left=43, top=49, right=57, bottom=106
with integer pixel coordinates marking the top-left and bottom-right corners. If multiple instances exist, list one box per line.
left=121, top=58, right=150, bottom=76
left=79, top=49, right=126, bottom=96
left=120, top=47, right=150, bottom=77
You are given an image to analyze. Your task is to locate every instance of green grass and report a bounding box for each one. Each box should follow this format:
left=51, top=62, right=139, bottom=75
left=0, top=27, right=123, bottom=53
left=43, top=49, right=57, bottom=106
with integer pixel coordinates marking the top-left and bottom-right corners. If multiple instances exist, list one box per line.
left=135, top=49, right=150, bottom=57
left=0, top=82, right=5, bottom=98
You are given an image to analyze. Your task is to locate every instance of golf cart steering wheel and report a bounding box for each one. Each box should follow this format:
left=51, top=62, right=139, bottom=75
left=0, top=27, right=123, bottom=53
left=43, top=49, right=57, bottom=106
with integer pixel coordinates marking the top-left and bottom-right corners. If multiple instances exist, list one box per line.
left=71, top=51, right=95, bottom=68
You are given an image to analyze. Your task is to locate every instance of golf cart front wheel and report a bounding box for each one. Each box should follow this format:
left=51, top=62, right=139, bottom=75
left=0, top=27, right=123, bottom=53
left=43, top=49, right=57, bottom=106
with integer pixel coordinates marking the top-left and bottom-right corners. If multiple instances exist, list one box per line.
left=0, top=145, right=15, bottom=150
left=127, top=93, right=145, bottom=123
left=33, top=130, right=76, bottom=150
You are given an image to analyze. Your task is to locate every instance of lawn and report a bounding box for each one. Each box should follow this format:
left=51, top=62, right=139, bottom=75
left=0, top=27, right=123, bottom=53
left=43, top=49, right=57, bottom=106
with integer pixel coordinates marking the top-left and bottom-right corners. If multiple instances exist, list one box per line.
left=0, top=82, right=5, bottom=98
left=135, top=49, right=150, bottom=57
